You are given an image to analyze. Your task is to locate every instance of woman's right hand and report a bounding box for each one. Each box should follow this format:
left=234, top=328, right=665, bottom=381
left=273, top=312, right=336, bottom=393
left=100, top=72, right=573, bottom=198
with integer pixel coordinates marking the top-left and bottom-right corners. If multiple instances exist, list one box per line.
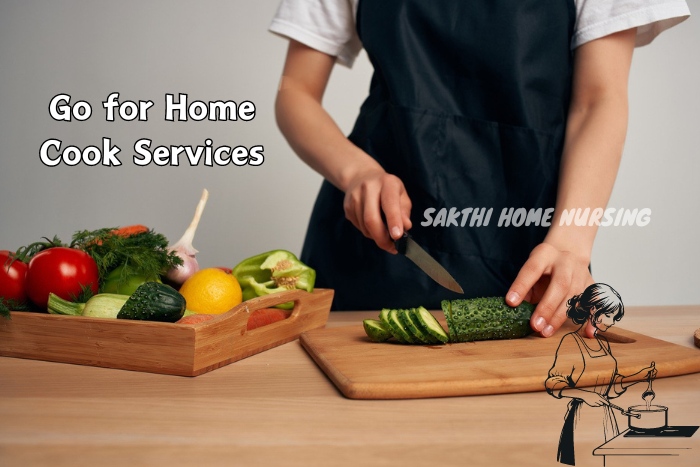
left=343, top=169, right=413, bottom=253
left=576, top=390, right=611, bottom=408
left=621, top=363, right=657, bottom=387
left=275, top=40, right=412, bottom=253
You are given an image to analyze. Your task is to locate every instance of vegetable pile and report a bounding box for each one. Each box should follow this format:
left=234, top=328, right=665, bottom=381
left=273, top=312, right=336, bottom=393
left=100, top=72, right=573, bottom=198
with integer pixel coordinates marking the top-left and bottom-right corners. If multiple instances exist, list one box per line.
left=0, top=226, right=184, bottom=321
left=363, top=297, right=535, bottom=344
left=0, top=189, right=317, bottom=329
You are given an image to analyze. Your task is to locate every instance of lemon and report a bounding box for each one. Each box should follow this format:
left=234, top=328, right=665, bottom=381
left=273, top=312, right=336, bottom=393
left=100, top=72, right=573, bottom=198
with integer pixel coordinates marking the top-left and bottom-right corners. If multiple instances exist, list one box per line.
left=178, top=268, right=243, bottom=315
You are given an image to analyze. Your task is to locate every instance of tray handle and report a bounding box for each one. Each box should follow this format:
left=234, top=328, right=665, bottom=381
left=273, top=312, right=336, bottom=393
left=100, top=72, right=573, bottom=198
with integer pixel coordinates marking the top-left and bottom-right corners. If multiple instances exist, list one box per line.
left=223, top=289, right=323, bottom=336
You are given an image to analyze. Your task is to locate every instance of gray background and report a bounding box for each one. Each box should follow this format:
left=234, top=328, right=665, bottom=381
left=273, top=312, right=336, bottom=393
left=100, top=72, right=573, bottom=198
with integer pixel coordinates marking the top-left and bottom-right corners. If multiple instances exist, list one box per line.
left=0, top=1, right=697, bottom=306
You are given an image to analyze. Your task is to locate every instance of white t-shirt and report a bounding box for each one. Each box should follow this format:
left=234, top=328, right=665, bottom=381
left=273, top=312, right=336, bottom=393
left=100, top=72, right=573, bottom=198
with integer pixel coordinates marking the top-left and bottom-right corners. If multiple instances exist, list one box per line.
left=269, top=0, right=691, bottom=67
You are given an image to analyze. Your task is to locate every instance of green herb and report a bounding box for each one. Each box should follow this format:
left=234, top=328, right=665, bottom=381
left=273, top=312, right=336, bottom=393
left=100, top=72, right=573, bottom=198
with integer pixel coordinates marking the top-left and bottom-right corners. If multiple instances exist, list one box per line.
left=12, top=227, right=183, bottom=299
left=0, top=298, right=31, bottom=320
left=70, top=283, right=98, bottom=303
left=71, top=228, right=183, bottom=289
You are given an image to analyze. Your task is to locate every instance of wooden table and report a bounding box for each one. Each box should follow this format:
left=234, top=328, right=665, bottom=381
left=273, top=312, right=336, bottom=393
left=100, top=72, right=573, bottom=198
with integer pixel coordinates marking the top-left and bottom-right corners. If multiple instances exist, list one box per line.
left=1, top=306, right=699, bottom=467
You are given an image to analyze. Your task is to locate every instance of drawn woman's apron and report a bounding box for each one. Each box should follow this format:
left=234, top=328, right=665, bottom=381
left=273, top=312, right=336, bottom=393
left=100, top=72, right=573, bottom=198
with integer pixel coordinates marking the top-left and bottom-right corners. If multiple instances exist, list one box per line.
left=301, top=0, right=576, bottom=310
left=558, top=333, right=621, bottom=466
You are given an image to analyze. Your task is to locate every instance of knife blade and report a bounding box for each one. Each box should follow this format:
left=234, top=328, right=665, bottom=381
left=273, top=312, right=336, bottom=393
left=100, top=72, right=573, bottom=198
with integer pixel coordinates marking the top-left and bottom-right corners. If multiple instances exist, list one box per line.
left=394, top=232, right=464, bottom=294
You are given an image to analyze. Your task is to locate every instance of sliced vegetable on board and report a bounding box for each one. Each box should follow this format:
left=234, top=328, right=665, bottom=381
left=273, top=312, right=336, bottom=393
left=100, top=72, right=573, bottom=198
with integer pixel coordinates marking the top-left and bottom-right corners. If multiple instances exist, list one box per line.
left=363, top=298, right=534, bottom=344
left=363, top=319, right=392, bottom=343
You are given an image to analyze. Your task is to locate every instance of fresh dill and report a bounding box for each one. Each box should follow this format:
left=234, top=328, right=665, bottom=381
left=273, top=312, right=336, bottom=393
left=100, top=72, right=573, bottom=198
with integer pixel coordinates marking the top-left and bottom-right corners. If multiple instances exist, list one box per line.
left=71, top=228, right=183, bottom=288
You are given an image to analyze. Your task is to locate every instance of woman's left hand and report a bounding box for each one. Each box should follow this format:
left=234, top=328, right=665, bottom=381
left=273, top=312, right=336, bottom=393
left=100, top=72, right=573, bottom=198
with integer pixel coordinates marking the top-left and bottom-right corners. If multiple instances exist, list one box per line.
left=505, top=29, right=637, bottom=339
left=506, top=242, right=595, bottom=338
left=630, top=364, right=658, bottom=381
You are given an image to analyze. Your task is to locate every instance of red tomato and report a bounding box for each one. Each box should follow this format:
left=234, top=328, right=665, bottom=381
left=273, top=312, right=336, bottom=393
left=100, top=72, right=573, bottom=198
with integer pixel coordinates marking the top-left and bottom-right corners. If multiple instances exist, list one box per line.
left=215, top=266, right=233, bottom=274
left=0, top=250, right=29, bottom=305
left=25, top=247, right=99, bottom=308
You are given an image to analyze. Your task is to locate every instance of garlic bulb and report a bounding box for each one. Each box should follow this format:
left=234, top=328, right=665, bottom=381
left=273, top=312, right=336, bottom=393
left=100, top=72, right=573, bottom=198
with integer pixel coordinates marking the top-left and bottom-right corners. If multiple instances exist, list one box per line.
left=166, top=188, right=209, bottom=285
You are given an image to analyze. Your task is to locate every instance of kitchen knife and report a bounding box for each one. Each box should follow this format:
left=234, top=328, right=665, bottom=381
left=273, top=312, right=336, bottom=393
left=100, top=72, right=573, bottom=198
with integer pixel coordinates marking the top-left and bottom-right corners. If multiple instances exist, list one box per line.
left=394, top=232, right=464, bottom=294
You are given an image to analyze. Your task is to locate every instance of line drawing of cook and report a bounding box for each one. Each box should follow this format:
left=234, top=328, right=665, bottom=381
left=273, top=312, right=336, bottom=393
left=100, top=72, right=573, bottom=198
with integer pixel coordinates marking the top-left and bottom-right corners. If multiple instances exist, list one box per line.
left=545, top=282, right=657, bottom=466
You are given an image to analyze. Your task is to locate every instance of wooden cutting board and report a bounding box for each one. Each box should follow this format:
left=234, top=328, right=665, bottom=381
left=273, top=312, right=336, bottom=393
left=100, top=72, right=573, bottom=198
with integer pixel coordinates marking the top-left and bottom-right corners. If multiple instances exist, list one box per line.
left=300, top=317, right=700, bottom=400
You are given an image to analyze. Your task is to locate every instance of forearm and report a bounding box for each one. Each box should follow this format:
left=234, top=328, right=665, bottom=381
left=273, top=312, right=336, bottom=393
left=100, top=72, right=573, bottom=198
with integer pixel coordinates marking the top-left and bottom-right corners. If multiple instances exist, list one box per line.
left=506, top=30, right=636, bottom=337
left=544, top=93, right=628, bottom=260
left=544, top=28, right=636, bottom=262
left=274, top=40, right=411, bottom=250
left=275, top=79, right=384, bottom=193
left=559, top=387, right=595, bottom=400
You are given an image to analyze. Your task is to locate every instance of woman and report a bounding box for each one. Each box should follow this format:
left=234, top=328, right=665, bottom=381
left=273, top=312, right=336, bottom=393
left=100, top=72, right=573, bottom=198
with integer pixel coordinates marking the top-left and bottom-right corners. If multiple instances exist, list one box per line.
left=546, top=283, right=656, bottom=466
left=269, top=0, right=689, bottom=336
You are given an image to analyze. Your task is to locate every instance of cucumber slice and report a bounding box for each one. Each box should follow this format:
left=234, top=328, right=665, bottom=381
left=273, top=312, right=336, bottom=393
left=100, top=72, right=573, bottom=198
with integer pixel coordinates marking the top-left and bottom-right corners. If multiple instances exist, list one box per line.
left=398, top=309, right=435, bottom=344
left=397, top=309, right=427, bottom=344
left=363, top=319, right=392, bottom=342
left=379, top=308, right=392, bottom=329
left=408, top=308, right=441, bottom=344
left=415, top=306, right=449, bottom=344
left=388, top=309, right=417, bottom=344
left=378, top=308, right=405, bottom=343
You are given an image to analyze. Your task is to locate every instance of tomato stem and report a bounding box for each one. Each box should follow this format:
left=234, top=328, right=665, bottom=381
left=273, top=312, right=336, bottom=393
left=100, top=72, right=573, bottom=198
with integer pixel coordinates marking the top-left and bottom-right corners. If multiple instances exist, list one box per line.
left=13, top=236, right=65, bottom=263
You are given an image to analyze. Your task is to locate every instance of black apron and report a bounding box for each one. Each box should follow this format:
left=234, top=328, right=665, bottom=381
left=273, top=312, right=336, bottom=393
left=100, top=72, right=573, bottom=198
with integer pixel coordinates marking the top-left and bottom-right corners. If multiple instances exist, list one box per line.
left=301, top=0, right=576, bottom=311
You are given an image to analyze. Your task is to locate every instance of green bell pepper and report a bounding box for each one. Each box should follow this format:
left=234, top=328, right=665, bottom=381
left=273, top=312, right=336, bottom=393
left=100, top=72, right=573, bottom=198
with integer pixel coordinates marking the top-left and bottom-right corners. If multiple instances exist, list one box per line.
left=232, top=250, right=316, bottom=309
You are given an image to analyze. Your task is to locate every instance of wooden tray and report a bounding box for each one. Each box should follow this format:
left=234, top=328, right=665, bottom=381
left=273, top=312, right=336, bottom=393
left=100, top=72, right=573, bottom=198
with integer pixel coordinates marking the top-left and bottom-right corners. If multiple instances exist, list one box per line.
left=0, top=288, right=334, bottom=376
left=300, top=318, right=700, bottom=399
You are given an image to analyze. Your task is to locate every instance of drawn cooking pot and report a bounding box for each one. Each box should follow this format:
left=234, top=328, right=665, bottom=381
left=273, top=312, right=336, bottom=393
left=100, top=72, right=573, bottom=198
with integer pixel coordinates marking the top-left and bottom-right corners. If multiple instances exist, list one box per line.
left=627, top=405, right=668, bottom=433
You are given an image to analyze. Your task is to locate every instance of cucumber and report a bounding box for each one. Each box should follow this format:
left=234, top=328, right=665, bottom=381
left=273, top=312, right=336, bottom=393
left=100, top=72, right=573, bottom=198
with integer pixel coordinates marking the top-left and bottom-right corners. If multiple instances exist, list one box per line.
left=388, top=309, right=417, bottom=344
left=400, top=309, right=439, bottom=344
left=362, top=307, right=449, bottom=344
left=441, top=297, right=535, bottom=342
left=379, top=308, right=392, bottom=329
left=117, top=282, right=186, bottom=323
left=363, top=319, right=392, bottom=343
left=378, top=308, right=406, bottom=343
left=414, top=306, right=449, bottom=344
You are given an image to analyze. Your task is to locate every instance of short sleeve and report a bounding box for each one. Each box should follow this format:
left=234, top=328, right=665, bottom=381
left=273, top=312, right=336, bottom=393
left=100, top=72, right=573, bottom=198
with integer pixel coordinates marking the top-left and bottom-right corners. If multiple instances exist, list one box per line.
left=573, top=0, right=691, bottom=49
left=269, top=0, right=363, bottom=68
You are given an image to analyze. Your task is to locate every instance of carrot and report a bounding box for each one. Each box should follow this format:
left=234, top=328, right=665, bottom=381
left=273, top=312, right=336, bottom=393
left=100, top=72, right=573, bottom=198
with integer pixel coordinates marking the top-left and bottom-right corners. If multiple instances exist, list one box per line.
left=247, top=308, right=291, bottom=330
left=90, top=225, right=150, bottom=246
left=112, top=225, right=149, bottom=237
left=177, top=314, right=215, bottom=325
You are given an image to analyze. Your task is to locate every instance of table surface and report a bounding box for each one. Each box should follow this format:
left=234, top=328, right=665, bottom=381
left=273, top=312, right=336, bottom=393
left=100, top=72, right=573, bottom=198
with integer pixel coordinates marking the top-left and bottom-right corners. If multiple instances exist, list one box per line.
left=1, top=306, right=699, bottom=467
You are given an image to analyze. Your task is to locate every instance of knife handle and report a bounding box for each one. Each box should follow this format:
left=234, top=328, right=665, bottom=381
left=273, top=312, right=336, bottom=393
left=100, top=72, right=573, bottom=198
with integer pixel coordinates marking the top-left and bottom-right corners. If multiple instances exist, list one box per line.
left=394, top=232, right=409, bottom=255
